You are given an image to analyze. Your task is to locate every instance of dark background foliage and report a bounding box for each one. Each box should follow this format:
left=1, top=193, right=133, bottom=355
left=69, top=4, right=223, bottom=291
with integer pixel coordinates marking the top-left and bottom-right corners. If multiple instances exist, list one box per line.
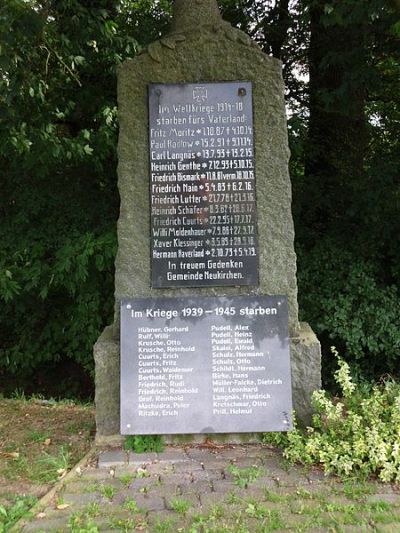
left=0, top=0, right=399, bottom=398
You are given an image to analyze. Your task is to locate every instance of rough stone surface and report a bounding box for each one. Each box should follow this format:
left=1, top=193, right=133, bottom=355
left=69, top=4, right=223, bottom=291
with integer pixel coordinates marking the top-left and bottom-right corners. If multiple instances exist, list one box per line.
left=112, top=0, right=299, bottom=327
left=170, top=0, right=221, bottom=33
left=94, top=0, right=321, bottom=438
left=114, top=19, right=299, bottom=330
left=94, top=325, right=120, bottom=437
left=290, top=323, right=322, bottom=426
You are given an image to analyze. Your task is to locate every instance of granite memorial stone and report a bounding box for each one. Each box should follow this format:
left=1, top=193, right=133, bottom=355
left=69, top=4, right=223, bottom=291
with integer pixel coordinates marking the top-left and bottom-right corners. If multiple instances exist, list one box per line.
left=94, top=0, right=322, bottom=442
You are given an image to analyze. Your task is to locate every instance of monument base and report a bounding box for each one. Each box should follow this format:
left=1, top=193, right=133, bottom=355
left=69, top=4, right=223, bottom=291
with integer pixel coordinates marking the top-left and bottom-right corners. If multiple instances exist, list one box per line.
left=290, top=323, right=321, bottom=427
left=94, top=326, right=120, bottom=439
left=94, top=322, right=321, bottom=443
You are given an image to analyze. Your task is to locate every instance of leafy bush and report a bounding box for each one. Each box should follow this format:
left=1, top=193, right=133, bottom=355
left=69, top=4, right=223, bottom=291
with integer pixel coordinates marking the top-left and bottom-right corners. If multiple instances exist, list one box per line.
left=297, top=240, right=400, bottom=381
left=0, top=230, right=117, bottom=377
left=265, top=350, right=400, bottom=482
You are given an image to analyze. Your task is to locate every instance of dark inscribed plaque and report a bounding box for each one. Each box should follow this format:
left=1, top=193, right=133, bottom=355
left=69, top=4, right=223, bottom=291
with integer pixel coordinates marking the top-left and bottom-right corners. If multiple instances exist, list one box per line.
left=120, top=296, right=292, bottom=435
left=149, top=82, right=258, bottom=288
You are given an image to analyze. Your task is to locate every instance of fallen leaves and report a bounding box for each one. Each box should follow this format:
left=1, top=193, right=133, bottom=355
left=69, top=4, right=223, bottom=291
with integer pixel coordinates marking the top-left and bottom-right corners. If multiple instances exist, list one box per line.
left=0, top=451, right=20, bottom=459
left=57, top=468, right=67, bottom=479
left=56, top=503, right=70, bottom=510
left=200, top=438, right=231, bottom=449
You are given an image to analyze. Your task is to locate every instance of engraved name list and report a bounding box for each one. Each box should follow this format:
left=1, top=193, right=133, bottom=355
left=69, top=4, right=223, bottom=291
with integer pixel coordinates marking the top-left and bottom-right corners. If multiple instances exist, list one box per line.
left=149, top=82, right=259, bottom=288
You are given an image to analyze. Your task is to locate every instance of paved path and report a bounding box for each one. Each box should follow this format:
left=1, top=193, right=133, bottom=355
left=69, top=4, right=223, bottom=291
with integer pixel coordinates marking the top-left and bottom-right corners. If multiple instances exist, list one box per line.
left=19, top=445, right=400, bottom=532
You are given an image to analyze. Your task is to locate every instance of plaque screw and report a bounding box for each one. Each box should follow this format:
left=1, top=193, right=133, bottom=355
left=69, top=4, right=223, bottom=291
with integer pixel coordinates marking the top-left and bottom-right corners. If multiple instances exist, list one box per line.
left=155, top=89, right=162, bottom=96
left=238, top=88, right=247, bottom=97
left=126, top=304, right=132, bottom=309
left=127, top=424, right=131, bottom=428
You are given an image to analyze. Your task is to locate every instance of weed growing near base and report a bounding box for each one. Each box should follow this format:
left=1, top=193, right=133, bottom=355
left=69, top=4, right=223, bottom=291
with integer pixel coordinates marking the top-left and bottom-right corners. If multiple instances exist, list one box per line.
left=136, top=468, right=150, bottom=478
left=33, top=446, right=71, bottom=483
left=245, top=504, right=285, bottom=529
left=82, top=502, right=100, bottom=518
left=68, top=511, right=99, bottom=533
left=108, top=517, right=135, bottom=532
left=169, top=497, right=192, bottom=514
left=123, top=496, right=142, bottom=513
left=118, top=472, right=134, bottom=487
left=228, top=464, right=261, bottom=488
left=208, top=503, right=225, bottom=519
left=342, top=479, right=375, bottom=500
left=124, top=434, right=164, bottom=453
left=225, top=491, right=240, bottom=504
left=263, top=489, right=290, bottom=503
left=99, top=484, right=116, bottom=500
left=153, top=517, right=176, bottom=532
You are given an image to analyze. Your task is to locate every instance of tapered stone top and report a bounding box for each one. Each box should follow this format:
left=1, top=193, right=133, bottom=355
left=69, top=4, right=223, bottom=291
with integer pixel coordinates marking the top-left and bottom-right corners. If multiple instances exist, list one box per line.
left=170, top=0, right=222, bottom=33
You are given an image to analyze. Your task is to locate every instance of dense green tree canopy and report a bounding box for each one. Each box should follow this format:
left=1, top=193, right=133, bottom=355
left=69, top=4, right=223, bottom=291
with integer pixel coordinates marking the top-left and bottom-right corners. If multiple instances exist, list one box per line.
left=0, top=0, right=399, bottom=396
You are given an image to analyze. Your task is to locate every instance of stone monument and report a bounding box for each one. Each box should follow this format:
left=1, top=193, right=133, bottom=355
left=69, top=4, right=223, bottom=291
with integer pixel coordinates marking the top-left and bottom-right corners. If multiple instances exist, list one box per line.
left=94, top=0, right=321, bottom=442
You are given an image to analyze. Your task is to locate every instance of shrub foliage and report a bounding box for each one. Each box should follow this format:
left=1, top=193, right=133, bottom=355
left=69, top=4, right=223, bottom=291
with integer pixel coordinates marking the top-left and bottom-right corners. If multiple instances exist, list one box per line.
left=268, top=351, right=400, bottom=482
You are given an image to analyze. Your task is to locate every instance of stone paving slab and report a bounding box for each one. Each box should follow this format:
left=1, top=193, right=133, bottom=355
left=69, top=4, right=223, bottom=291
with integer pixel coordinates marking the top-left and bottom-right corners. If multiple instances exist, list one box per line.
left=22, top=517, right=68, bottom=532
left=17, top=444, right=400, bottom=533
left=127, top=451, right=158, bottom=465
left=97, top=450, right=128, bottom=468
left=367, top=493, right=400, bottom=505
left=181, top=479, right=213, bottom=495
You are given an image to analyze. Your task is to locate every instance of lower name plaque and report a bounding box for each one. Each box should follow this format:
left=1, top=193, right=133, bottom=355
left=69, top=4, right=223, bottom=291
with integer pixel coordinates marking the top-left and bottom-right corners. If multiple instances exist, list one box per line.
left=120, top=296, right=292, bottom=434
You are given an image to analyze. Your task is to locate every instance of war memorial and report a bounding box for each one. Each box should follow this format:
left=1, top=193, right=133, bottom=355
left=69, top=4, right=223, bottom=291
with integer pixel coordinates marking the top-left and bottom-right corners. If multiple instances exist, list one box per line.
left=94, top=0, right=321, bottom=443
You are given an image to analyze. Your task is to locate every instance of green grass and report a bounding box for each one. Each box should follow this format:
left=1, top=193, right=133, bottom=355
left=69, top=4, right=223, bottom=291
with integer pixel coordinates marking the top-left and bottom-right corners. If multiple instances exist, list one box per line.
left=207, top=504, right=226, bottom=519
left=26, top=430, right=52, bottom=443
left=0, top=495, right=37, bottom=531
left=83, top=482, right=99, bottom=494
left=2, top=456, right=30, bottom=482
left=342, top=480, right=376, bottom=500
left=107, top=516, right=135, bottom=531
left=135, top=468, right=150, bottom=478
left=99, top=484, right=116, bottom=500
left=228, top=464, right=261, bottom=488
left=68, top=511, right=99, bottom=533
left=153, top=517, right=176, bottom=532
left=118, top=473, right=134, bottom=487
left=66, top=421, right=94, bottom=434
left=263, top=489, right=290, bottom=503
left=169, top=497, right=192, bottom=514
left=225, top=491, right=241, bottom=504
left=32, top=446, right=71, bottom=483
left=123, top=497, right=143, bottom=513
left=82, top=502, right=101, bottom=518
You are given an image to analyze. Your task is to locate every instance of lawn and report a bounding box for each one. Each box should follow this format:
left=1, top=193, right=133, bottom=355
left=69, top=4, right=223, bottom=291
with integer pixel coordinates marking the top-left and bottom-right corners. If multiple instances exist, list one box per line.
left=0, top=397, right=95, bottom=530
